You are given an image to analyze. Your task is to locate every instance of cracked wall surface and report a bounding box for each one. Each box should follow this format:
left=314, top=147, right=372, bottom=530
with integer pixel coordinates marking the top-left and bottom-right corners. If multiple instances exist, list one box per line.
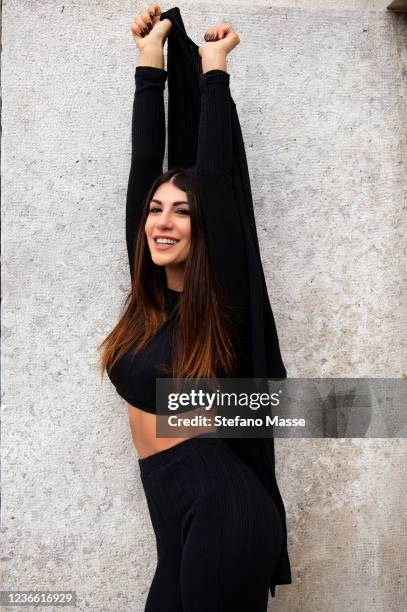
left=1, top=1, right=406, bottom=611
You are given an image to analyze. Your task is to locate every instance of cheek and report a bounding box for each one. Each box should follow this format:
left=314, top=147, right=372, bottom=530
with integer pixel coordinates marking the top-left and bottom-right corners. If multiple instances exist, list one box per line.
left=144, top=218, right=153, bottom=238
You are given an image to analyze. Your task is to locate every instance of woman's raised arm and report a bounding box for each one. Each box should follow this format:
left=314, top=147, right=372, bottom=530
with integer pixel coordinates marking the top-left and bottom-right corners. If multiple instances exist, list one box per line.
left=194, top=26, right=249, bottom=312
left=126, top=6, right=171, bottom=275
left=195, top=26, right=238, bottom=176
left=126, top=63, right=166, bottom=275
left=195, top=71, right=233, bottom=176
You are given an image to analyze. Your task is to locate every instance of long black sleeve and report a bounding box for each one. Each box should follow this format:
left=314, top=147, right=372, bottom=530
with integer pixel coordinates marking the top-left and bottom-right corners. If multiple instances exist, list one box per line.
left=195, top=70, right=250, bottom=313
left=195, top=70, right=233, bottom=177
left=126, top=66, right=167, bottom=276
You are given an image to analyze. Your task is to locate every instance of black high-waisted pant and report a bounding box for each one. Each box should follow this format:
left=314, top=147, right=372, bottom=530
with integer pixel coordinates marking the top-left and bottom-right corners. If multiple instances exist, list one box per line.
left=138, top=437, right=283, bottom=612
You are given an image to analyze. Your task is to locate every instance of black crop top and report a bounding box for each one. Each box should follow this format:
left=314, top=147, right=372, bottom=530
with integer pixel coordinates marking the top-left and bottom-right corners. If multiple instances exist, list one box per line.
left=107, top=287, right=181, bottom=413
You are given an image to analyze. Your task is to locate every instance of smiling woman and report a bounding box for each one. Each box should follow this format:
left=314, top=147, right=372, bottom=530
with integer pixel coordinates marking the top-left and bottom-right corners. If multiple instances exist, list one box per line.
left=96, top=3, right=291, bottom=610
left=145, top=180, right=192, bottom=285
left=101, top=163, right=239, bottom=385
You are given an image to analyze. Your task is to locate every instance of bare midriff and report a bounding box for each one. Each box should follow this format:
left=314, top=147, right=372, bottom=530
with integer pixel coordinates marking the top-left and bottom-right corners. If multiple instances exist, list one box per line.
left=127, top=403, right=217, bottom=459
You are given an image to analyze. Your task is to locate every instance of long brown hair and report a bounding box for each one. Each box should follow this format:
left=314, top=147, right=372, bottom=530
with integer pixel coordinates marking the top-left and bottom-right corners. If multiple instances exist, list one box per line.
left=97, top=167, right=239, bottom=381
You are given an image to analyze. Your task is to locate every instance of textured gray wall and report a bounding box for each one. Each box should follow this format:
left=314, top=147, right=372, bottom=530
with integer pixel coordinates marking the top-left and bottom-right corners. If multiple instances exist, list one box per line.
left=1, top=1, right=406, bottom=611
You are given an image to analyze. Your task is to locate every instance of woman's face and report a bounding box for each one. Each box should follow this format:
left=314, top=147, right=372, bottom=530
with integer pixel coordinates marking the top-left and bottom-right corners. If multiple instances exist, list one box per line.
left=145, top=181, right=191, bottom=267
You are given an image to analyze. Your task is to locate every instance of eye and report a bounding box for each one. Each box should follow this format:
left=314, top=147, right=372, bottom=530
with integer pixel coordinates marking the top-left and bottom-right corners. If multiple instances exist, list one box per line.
left=175, top=208, right=190, bottom=216
left=149, top=207, right=162, bottom=214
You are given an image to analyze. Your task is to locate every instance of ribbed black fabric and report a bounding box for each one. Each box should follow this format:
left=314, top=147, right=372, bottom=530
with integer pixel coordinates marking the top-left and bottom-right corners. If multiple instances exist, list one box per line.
left=108, top=5, right=292, bottom=599
left=139, top=437, right=283, bottom=612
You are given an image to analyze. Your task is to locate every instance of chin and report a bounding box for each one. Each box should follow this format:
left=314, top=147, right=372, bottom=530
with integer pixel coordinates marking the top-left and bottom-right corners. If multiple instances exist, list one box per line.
left=152, top=256, right=171, bottom=266
left=150, top=253, right=180, bottom=266
left=148, top=244, right=189, bottom=267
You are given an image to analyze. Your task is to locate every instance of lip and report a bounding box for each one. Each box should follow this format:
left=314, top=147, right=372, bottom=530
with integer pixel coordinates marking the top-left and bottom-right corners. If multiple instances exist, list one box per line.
left=152, top=235, right=180, bottom=251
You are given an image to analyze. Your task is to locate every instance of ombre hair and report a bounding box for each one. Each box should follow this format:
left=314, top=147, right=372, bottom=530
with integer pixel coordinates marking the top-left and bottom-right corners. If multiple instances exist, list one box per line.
left=97, top=167, right=238, bottom=380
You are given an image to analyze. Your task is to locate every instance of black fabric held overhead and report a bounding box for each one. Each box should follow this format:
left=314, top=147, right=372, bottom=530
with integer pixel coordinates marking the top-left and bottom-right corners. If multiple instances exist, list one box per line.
left=160, top=7, right=292, bottom=597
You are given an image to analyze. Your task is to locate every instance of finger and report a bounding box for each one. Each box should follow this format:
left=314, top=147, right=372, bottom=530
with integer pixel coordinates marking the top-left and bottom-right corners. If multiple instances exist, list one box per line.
left=204, top=23, right=232, bottom=41
left=141, top=9, right=154, bottom=30
left=136, top=15, right=149, bottom=35
left=212, top=26, right=228, bottom=40
left=131, top=21, right=143, bottom=37
left=204, top=27, right=218, bottom=41
left=141, top=10, right=157, bottom=30
left=148, top=4, right=161, bottom=18
left=215, top=23, right=233, bottom=38
left=131, top=21, right=140, bottom=36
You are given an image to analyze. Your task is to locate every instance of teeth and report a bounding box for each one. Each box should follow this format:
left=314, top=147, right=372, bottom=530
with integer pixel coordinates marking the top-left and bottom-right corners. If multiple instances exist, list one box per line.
left=156, top=238, right=178, bottom=245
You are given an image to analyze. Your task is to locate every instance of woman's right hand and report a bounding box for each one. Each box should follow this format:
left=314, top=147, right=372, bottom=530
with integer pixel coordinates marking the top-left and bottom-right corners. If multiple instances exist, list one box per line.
left=131, top=4, right=172, bottom=51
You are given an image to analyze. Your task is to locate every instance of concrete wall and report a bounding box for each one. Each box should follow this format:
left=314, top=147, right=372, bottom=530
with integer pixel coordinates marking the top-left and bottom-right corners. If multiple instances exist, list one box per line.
left=1, top=1, right=406, bottom=611
left=194, top=0, right=406, bottom=11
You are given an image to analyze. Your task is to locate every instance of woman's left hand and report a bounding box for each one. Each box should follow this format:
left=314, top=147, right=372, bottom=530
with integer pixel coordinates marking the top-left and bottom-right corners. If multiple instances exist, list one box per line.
left=199, top=23, right=240, bottom=57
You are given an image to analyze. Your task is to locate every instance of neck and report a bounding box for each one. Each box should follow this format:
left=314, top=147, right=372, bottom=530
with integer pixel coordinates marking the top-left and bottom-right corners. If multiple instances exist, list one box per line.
left=165, top=263, right=185, bottom=292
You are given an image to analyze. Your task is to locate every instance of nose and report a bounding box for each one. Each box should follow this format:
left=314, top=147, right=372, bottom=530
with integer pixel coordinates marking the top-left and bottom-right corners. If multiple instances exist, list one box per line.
left=156, top=208, right=173, bottom=230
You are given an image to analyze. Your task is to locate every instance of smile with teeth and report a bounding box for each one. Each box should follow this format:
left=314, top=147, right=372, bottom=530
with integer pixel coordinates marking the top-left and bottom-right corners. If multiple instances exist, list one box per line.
left=154, top=237, right=180, bottom=250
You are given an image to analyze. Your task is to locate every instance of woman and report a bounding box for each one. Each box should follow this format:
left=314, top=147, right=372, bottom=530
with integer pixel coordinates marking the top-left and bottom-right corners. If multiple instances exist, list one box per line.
left=98, top=5, right=288, bottom=611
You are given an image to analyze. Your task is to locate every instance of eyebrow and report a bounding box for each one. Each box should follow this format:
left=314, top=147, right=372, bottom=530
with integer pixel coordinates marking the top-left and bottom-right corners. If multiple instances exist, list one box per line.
left=150, top=199, right=190, bottom=206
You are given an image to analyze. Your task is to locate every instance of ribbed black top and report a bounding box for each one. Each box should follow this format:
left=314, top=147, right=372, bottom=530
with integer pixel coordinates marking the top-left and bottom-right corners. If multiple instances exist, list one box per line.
left=108, top=286, right=181, bottom=414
